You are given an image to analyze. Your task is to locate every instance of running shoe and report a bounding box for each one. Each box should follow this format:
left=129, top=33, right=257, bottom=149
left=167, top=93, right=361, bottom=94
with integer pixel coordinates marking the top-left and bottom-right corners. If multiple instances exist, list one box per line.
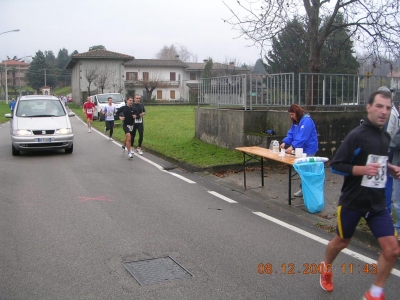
left=88, top=128, right=91, bottom=133
left=128, top=151, right=133, bottom=158
left=137, top=147, right=143, bottom=155
left=294, top=189, right=303, bottom=197
left=363, top=290, right=385, bottom=300
left=121, top=145, right=125, bottom=155
left=319, top=262, right=333, bottom=292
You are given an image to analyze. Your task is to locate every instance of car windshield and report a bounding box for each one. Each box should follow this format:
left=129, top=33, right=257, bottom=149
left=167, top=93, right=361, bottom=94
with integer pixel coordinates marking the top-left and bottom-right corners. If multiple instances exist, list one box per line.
left=16, top=99, right=66, bottom=117
left=97, top=94, right=124, bottom=103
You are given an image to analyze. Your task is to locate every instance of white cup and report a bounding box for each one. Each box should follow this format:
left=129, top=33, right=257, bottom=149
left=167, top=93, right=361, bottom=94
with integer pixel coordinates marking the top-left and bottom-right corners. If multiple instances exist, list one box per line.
left=302, top=153, right=307, bottom=158
left=295, top=148, right=303, bottom=158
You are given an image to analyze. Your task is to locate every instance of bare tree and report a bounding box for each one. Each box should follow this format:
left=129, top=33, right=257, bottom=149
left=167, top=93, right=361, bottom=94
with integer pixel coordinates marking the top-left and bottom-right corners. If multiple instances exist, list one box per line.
left=94, top=68, right=112, bottom=94
left=136, top=72, right=168, bottom=101
left=84, top=66, right=99, bottom=96
left=155, top=44, right=196, bottom=62
left=223, top=0, right=400, bottom=104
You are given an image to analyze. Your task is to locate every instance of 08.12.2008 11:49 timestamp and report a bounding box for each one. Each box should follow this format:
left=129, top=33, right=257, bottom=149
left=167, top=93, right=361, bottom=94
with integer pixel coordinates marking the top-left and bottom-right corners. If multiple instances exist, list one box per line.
left=257, top=263, right=377, bottom=275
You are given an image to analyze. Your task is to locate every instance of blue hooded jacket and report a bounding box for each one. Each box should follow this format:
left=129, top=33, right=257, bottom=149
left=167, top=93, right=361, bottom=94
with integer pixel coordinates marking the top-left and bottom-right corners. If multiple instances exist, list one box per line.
left=282, top=114, right=318, bottom=155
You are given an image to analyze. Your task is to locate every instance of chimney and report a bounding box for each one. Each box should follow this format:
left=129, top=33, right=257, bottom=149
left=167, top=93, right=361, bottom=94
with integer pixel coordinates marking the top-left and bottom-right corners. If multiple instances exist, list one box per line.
left=203, top=59, right=208, bottom=63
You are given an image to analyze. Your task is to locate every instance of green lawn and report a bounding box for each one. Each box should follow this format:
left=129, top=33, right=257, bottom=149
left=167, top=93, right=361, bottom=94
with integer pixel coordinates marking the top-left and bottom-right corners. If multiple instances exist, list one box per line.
left=71, top=104, right=243, bottom=168
left=0, top=101, right=241, bottom=168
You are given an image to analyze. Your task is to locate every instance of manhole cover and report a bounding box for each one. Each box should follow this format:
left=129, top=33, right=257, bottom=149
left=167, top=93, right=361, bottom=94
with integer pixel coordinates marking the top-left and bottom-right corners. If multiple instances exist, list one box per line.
left=123, top=256, right=193, bottom=286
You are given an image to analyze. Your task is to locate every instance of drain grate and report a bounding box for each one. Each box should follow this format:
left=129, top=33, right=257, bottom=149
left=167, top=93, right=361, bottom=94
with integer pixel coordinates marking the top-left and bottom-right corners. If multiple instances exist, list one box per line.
left=123, top=256, right=193, bottom=286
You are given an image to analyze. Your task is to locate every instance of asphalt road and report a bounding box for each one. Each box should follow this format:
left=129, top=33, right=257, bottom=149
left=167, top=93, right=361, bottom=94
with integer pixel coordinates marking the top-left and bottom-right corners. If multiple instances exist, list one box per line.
left=0, top=115, right=399, bottom=300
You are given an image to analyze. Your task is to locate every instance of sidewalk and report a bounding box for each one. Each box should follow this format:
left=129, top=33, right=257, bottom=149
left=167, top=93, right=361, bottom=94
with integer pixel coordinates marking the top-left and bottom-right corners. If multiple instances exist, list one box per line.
left=199, top=162, right=381, bottom=249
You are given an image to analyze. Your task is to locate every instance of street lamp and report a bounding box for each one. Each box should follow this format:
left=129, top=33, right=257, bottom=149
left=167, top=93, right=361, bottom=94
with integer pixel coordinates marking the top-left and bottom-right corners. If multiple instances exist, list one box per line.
left=0, top=29, right=20, bottom=104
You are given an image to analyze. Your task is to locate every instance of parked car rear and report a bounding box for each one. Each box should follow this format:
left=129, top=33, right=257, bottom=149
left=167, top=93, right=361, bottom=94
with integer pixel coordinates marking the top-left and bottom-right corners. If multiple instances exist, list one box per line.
left=4, top=95, right=75, bottom=156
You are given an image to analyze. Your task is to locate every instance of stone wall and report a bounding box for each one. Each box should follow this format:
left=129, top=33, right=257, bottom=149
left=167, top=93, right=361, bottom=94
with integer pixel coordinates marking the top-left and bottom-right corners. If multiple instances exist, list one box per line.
left=195, top=107, right=366, bottom=159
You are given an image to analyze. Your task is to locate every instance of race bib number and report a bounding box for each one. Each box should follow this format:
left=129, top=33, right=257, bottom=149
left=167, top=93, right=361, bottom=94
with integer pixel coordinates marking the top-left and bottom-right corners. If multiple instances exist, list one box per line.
left=127, top=125, right=133, bottom=132
left=87, top=108, right=93, bottom=114
left=361, top=154, right=387, bottom=188
left=135, top=117, right=143, bottom=123
left=107, top=111, right=113, bottom=117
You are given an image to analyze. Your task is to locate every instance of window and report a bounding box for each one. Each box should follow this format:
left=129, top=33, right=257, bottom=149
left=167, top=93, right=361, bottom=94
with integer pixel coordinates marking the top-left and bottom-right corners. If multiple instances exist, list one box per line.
left=170, top=72, right=176, bottom=81
left=143, top=72, right=149, bottom=81
left=157, top=90, right=162, bottom=99
left=126, top=72, right=138, bottom=80
left=190, top=72, right=196, bottom=80
left=170, top=90, right=175, bottom=99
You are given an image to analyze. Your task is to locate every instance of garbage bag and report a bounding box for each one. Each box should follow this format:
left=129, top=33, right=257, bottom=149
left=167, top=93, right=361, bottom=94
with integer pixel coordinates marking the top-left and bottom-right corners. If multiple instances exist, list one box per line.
left=293, top=161, right=325, bottom=213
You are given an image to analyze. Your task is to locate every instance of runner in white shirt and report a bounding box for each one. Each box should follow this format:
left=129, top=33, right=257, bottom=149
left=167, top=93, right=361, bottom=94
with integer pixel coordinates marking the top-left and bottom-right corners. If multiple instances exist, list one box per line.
left=101, top=97, right=116, bottom=141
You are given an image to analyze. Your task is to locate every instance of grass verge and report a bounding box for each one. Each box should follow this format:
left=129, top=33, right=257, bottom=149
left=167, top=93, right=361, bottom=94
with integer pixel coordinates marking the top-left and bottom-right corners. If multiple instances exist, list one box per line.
left=68, top=103, right=243, bottom=168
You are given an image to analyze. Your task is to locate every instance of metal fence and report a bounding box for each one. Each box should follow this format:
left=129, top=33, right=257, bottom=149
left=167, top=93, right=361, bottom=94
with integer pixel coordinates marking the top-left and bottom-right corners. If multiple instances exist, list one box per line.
left=198, top=73, right=400, bottom=109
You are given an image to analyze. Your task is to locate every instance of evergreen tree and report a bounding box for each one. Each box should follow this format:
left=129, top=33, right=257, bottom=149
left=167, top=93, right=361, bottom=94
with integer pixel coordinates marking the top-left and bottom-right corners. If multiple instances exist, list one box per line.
left=201, top=59, right=213, bottom=78
left=265, top=18, right=308, bottom=73
left=265, top=15, right=359, bottom=74
left=26, top=51, right=50, bottom=91
left=56, top=48, right=72, bottom=86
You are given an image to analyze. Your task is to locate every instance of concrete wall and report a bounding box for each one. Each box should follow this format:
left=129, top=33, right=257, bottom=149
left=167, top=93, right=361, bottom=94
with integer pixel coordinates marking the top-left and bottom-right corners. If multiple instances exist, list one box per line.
left=195, top=107, right=366, bottom=159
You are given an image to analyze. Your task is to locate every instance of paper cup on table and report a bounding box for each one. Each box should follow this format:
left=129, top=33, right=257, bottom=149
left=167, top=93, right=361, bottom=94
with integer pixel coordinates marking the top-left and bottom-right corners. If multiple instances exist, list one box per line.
left=295, top=148, right=303, bottom=158
left=302, top=153, right=307, bottom=158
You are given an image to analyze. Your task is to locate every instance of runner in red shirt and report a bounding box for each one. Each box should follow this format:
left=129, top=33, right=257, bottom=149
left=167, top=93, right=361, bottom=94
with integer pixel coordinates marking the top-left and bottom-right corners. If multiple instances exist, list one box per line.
left=82, top=96, right=96, bottom=133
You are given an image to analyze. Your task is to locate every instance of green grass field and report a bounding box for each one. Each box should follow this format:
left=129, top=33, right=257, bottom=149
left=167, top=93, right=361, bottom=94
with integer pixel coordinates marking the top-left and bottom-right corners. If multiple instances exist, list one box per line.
left=70, top=104, right=243, bottom=168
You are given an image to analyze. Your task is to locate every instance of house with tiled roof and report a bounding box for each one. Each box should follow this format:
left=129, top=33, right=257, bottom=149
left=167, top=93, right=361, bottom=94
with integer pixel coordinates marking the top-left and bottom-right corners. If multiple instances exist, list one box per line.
left=0, top=59, right=30, bottom=94
left=66, top=49, right=250, bottom=103
left=66, top=49, right=134, bottom=104
left=124, top=59, right=190, bottom=101
left=124, top=58, right=250, bottom=102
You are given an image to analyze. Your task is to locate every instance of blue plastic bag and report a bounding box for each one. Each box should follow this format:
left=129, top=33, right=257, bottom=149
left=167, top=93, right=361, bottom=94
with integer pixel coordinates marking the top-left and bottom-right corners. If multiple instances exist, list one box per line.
left=293, top=161, right=325, bottom=213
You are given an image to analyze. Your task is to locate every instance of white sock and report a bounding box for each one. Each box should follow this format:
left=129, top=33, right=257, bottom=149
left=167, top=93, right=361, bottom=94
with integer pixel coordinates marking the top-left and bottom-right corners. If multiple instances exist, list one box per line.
left=370, top=284, right=383, bottom=297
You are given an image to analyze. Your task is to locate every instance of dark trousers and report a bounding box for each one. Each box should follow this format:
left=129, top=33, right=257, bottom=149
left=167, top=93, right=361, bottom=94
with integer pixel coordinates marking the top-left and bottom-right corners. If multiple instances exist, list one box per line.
left=130, top=123, right=144, bottom=147
left=105, top=120, right=114, bottom=137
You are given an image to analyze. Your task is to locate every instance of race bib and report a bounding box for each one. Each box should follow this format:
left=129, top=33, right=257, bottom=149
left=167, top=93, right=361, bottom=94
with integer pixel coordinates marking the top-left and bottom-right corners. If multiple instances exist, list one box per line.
left=127, top=125, right=133, bottom=132
left=135, top=117, right=143, bottom=123
left=107, top=111, right=113, bottom=117
left=361, top=154, right=388, bottom=188
left=87, top=108, right=93, bottom=114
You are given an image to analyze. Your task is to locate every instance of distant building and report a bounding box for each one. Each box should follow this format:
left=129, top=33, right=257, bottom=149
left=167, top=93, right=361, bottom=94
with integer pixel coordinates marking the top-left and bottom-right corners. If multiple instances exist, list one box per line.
left=0, top=59, right=30, bottom=87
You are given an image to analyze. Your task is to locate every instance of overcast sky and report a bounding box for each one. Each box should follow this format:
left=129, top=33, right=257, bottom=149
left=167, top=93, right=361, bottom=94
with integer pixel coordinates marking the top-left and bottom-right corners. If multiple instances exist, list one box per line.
left=1, top=0, right=262, bottom=65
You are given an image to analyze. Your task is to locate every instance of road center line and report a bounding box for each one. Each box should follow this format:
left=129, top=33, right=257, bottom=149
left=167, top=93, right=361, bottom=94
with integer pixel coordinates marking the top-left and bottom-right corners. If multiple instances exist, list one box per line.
left=253, top=211, right=400, bottom=277
left=208, top=191, right=238, bottom=203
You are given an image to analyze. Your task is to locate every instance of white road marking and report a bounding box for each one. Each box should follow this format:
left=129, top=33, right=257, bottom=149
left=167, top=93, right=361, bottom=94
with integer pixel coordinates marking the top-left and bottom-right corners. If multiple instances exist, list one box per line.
left=253, top=211, right=400, bottom=277
left=208, top=191, right=238, bottom=203
left=76, top=114, right=400, bottom=277
left=75, top=114, right=196, bottom=183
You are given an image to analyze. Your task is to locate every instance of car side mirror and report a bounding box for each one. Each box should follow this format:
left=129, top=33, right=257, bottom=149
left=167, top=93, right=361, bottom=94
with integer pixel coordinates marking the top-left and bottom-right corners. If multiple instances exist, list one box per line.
left=68, top=112, right=75, bottom=117
left=4, top=113, right=12, bottom=119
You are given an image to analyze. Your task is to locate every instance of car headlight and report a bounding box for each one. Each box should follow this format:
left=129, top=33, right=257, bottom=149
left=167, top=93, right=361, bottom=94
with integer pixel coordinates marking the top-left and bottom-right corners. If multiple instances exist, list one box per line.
left=13, top=129, right=33, bottom=136
left=55, top=128, right=73, bottom=134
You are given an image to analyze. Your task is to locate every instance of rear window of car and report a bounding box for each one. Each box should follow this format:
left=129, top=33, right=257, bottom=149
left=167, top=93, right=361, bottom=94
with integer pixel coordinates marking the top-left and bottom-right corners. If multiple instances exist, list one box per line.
left=16, top=99, right=66, bottom=117
left=97, top=94, right=124, bottom=103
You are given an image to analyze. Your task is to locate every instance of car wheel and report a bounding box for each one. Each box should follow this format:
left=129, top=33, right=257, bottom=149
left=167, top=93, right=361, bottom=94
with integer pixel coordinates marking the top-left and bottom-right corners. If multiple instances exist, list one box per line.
left=65, top=144, right=73, bottom=154
left=12, top=145, right=20, bottom=156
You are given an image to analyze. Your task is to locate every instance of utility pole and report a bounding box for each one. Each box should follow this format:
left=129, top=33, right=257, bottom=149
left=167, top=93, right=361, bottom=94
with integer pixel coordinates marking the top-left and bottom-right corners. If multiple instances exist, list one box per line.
left=44, top=69, right=47, bottom=86
left=5, top=62, right=8, bottom=104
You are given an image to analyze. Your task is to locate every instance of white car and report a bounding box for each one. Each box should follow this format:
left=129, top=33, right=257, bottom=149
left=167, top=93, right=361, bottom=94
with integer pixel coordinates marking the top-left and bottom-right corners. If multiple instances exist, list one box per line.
left=4, top=95, right=75, bottom=156
left=90, top=93, right=125, bottom=121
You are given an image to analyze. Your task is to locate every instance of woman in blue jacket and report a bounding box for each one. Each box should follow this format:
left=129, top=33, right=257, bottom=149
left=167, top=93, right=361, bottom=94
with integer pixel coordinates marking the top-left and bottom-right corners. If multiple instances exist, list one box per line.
left=280, top=104, right=318, bottom=197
